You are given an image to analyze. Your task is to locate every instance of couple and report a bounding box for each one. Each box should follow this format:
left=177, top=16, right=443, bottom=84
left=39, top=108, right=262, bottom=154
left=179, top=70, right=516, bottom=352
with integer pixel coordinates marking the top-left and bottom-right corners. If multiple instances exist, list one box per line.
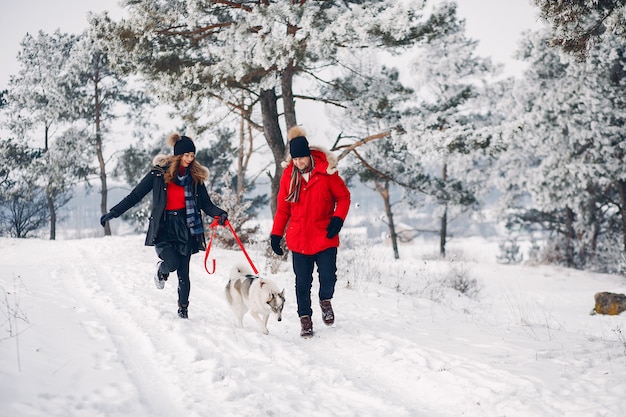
left=101, top=127, right=350, bottom=338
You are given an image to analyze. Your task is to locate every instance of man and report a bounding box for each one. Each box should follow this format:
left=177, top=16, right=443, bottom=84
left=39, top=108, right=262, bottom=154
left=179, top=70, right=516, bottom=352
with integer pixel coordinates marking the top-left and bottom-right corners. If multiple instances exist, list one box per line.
left=270, top=126, right=350, bottom=338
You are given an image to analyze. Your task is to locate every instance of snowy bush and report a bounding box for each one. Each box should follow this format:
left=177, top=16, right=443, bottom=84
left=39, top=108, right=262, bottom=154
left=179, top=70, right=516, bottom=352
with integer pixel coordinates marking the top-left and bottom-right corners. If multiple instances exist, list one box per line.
left=0, top=275, right=29, bottom=371
left=209, top=172, right=260, bottom=248
left=496, top=237, right=523, bottom=264
left=442, top=261, right=481, bottom=300
left=337, top=244, right=481, bottom=302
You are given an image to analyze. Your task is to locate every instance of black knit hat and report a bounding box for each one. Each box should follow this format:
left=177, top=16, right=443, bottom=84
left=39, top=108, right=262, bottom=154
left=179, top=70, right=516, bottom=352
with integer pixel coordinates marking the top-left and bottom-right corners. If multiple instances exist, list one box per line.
left=174, top=135, right=196, bottom=156
left=289, top=136, right=310, bottom=158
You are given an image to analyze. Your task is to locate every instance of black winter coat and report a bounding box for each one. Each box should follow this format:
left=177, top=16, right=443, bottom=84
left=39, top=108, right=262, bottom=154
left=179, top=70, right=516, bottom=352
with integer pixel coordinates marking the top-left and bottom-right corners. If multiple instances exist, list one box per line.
left=109, top=162, right=226, bottom=251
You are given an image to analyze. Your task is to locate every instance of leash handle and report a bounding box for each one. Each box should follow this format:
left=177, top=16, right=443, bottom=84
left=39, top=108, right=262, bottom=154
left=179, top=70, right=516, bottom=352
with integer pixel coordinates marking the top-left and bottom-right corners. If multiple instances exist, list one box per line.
left=203, top=217, right=259, bottom=275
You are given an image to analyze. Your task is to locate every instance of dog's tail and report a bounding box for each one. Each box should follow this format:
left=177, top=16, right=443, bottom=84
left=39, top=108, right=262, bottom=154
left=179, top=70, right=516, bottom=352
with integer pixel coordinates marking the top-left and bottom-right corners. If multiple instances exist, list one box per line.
left=226, top=263, right=254, bottom=302
left=233, top=263, right=253, bottom=277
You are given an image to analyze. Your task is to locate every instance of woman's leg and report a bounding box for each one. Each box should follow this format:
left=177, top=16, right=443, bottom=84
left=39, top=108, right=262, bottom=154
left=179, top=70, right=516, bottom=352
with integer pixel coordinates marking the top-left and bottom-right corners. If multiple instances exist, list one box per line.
left=155, top=243, right=181, bottom=275
left=292, top=252, right=315, bottom=317
left=177, top=254, right=192, bottom=307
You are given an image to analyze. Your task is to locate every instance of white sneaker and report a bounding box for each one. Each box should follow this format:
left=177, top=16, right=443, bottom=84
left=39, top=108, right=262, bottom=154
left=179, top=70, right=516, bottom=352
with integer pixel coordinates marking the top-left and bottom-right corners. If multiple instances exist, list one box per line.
left=154, top=261, right=168, bottom=290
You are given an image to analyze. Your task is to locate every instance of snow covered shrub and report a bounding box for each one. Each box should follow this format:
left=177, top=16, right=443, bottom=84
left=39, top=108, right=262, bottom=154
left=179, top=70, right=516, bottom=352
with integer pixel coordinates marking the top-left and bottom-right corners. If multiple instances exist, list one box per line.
left=525, top=237, right=543, bottom=265
left=442, top=261, right=481, bottom=300
left=537, top=239, right=566, bottom=266
left=496, top=237, right=523, bottom=264
left=209, top=172, right=260, bottom=248
left=612, top=327, right=626, bottom=356
left=588, top=234, right=626, bottom=276
left=338, top=242, right=482, bottom=302
left=0, top=275, right=29, bottom=371
left=338, top=244, right=383, bottom=289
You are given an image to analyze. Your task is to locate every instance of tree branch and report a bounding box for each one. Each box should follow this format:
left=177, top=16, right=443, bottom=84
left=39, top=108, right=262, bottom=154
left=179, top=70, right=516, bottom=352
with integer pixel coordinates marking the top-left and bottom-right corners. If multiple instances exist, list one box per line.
left=332, top=130, right=392, bottom=160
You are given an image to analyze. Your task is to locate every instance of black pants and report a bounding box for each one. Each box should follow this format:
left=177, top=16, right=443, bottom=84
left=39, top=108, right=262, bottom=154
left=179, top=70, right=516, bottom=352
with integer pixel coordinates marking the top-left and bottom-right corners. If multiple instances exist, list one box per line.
left=156, top=244, right=192, bottom=306
left=292, top=247, right=337, bottom=317
left=155, top=210, right=194, bottom=306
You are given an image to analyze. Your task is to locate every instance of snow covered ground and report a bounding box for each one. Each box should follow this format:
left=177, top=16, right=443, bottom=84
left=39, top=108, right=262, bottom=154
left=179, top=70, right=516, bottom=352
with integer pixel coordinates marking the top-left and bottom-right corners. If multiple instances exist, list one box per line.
left=1, top=234, right=625, bottom=417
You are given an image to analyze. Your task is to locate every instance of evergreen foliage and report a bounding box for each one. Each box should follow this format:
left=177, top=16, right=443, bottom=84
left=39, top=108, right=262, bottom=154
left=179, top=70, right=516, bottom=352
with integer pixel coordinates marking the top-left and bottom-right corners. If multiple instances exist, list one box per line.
left=533, top=0, right=626, bottom=59
left=89, top=0, right=454, bottom=213
left=2, top=1, right=626, bottom=275
left=496, top=28, right=626, bottom=272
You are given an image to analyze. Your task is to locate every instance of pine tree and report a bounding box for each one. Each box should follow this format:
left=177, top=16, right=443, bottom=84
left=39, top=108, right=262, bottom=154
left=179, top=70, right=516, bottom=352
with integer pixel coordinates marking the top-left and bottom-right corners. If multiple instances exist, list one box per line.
left=0, top=139, right=48, bottom=238
left=533, top=0, right=626, bottom=59
left=498, top=29, right=626, bottom=271
left=66, top=32, right=151, bottom=237
left=399, top=9, right=497, bottom=256
left=89, top=0, right=453, bottom=214
left=3, top=31, right=91, bottom=239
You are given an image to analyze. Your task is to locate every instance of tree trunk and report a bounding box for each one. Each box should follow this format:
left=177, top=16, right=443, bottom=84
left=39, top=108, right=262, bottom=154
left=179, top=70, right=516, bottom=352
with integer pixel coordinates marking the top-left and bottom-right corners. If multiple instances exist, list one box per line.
left=281, top=62, right=297, bottom=130
left=93, top=76, right=110, bottom=236
left=236, top=106, right=245, bottom=197
left=46, top=184, right=56, bottom=240
left=259, top=88, right=285, bottom=217
left=44, top=125, right=49, bottom=151
left=440, top=205, right=447, bottom=257
left=44, top=125, right=56, bottom=240
left=439, top=161, right=448, bottom=257
left=564, top=206, right=575, bottom=268
left=617, top=179, right=626, bottom=252
left=375, top=180, right=399, bottom=260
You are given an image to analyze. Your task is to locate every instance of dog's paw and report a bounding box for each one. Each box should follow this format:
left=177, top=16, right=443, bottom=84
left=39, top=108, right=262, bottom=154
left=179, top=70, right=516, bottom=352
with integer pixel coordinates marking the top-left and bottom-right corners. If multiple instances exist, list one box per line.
left=262, top=328, right=269, bottom=335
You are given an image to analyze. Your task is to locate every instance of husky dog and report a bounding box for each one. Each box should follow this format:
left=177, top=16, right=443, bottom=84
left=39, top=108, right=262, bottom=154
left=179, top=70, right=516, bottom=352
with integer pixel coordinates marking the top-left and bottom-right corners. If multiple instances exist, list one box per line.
left=225, top=264, right=285, bottom=335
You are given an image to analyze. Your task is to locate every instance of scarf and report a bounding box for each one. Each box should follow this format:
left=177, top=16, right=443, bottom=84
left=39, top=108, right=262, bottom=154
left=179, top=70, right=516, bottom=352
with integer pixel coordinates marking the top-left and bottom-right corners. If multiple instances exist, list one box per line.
left=173, top=168, right=204, bottom=236
left=285, top=157, right=315, bottom=203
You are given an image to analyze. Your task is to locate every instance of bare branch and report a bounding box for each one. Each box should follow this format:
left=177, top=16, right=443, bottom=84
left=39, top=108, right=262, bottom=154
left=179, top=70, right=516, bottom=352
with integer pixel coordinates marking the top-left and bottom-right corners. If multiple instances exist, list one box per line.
left=333, top=130, right=392, bottom=160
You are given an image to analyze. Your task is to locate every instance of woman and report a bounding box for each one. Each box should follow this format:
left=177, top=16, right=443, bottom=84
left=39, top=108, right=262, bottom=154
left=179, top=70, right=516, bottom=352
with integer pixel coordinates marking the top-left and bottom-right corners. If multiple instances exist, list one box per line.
left=100, top=133, right=228, bottom=319
left=270, top=126, right=350, bottom=337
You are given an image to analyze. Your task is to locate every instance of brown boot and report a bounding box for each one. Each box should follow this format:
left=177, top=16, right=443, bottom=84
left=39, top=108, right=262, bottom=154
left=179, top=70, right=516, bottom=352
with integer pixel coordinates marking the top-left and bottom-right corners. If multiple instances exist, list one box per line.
left=320, top=299, right=334, bottom=325
left=299, top=315, right=313, bottom=338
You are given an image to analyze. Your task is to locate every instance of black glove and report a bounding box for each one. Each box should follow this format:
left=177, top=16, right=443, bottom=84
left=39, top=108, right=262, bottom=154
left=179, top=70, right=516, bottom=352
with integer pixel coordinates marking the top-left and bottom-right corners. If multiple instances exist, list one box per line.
left=100, top=212, right=116, bottom=227
left=270, top=234, right=284, bottom=256
left=326, top=216, right=344, bottom=238
left=218, top=212, right=228, bottom=226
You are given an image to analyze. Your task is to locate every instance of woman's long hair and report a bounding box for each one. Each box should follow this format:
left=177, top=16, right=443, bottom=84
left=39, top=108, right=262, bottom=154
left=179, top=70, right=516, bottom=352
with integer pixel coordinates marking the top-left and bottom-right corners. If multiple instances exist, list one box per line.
left=164, top=155, right=209, bottom=184
left=163, top=133, right=209, bottom=184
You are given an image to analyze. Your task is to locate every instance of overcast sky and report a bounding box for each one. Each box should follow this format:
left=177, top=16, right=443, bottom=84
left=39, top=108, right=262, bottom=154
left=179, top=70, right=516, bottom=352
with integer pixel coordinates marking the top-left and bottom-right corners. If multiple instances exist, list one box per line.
left=0, top=0, right=541, bottom=89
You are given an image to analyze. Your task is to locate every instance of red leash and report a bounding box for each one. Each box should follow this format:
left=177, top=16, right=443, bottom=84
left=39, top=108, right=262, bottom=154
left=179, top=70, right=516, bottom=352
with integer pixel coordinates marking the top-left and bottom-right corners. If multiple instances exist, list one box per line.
left=203, top=217, right=259, bottom=275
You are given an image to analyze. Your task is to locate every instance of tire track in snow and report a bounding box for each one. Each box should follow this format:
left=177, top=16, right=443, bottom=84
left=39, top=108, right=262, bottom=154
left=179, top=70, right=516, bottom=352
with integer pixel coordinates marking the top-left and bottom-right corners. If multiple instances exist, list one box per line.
left=60, top=239, right=194, bottom=417
left=304, top=283, right=565, bottom=417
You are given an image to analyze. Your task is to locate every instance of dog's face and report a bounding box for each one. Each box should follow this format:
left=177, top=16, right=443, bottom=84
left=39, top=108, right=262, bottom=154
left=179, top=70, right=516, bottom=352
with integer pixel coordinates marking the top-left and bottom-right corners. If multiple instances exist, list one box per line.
left=267, top=289, right=285, bottom=321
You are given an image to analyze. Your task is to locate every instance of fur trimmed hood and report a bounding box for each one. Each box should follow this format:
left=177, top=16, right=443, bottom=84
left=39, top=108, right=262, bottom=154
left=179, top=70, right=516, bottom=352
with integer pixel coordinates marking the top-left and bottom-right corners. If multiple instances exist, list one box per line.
left=152, top=154, right=171, bottom=168
left=151, top=153, right=210, bottom=179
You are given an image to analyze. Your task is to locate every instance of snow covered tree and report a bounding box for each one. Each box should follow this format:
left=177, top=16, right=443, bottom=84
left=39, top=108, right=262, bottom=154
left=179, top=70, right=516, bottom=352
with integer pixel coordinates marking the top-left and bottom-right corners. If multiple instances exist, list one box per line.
left=497, top=30, right=591, bottom=267
left=195, top=127, right=268, bottom=245
left=0, top=139, right=47, bottom=238
left=399, top=8, right=498, bottom=256
left=3, top=31, right=76, bottom=150
left=326, top=53, right=424, bottom=259
left=533, top=0, right=626, bottom=59
left=340, top=136, right=426, bottom=260
left=89, top=0, right=453, bottom=214
left=2, top=30, right=148, bottom=239
left=2, top=31, right=92, bottom=239
left=66, top=32, right=151, bottom=237
left=498, top=29, right=626, bottom=271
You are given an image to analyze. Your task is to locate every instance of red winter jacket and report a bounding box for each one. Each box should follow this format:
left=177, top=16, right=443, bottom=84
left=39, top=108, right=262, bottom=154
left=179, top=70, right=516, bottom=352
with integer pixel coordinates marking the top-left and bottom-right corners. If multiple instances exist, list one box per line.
left=271, top=148, right=350, bottom=255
